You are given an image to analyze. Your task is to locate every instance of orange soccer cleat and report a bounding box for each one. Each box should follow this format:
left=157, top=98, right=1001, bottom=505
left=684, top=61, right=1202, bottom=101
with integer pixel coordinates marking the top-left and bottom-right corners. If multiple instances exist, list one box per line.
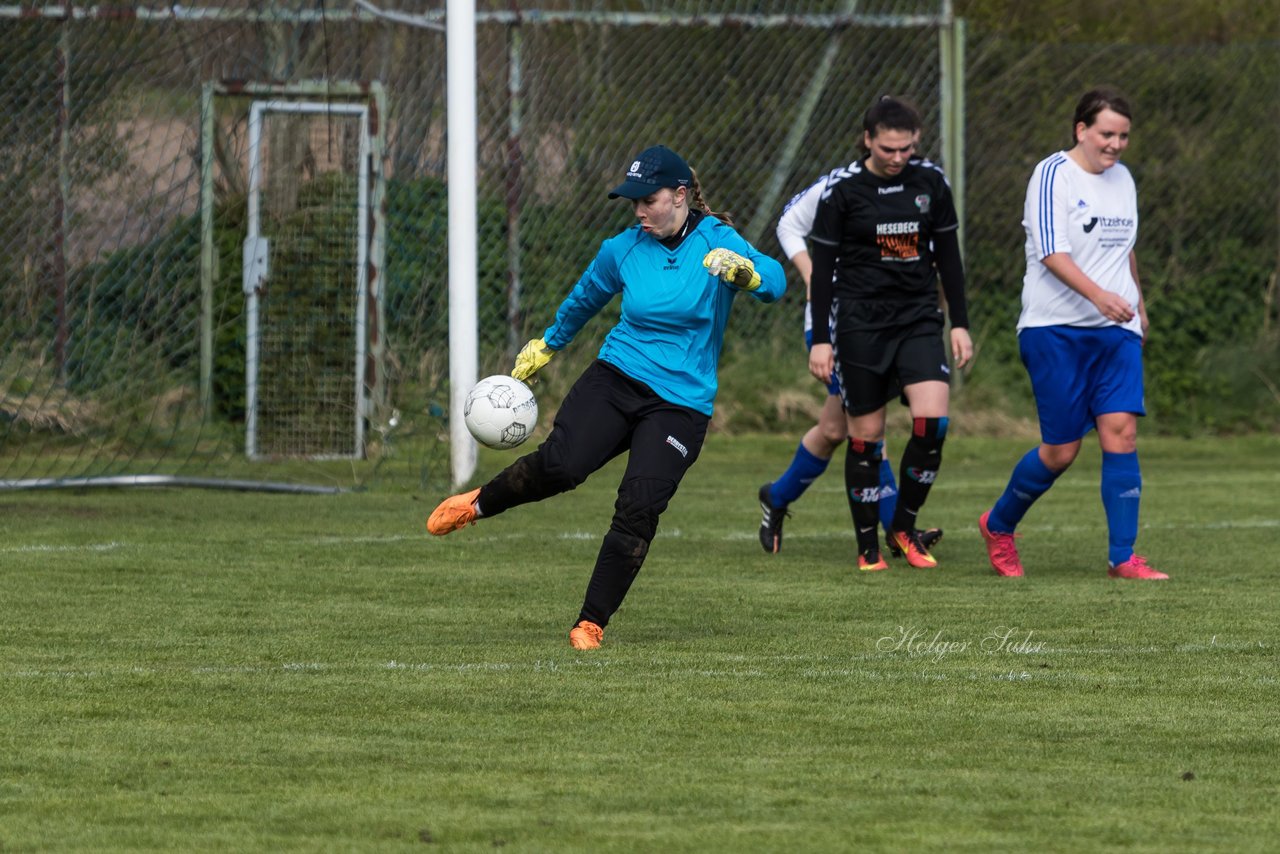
left=568, top=620, right=604, bottom=650
left=426, top=488, right=481, bottom=536
left=888, top=528, right=939, bottom=568
left=858, top=549, right=890, bottom=572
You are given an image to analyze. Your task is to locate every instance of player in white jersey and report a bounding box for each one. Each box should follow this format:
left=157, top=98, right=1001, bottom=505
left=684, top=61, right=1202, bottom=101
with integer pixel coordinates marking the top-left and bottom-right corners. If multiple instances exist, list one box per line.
left=979, top=87, right=1167, bottom=580
left=756, top=163, right=942, bottom=557
left=1018, top=149, right=1142, bottom=336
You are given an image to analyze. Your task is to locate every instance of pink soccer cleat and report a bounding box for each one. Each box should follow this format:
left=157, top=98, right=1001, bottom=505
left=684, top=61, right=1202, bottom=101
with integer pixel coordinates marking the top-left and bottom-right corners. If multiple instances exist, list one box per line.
left=1108, top=554, right=1168, bottom=580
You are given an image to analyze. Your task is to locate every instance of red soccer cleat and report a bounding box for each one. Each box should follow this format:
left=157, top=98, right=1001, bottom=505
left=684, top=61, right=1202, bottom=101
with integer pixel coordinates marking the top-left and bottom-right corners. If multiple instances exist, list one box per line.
left=979, top=510, right=1024, bottom=577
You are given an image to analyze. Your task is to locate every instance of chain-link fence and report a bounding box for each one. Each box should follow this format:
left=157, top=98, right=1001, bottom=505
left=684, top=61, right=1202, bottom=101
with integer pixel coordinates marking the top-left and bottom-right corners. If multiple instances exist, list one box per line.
left=0, top=1, right=1275, bottom=494
left=963, top=33, right=1280, bottom=432
left=0, top=0, right=953, bottom=492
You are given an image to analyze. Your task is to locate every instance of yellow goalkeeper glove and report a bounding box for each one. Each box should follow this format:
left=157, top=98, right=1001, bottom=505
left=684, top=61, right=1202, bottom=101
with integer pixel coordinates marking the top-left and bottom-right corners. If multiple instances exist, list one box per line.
left=702, top=248, right=761, bottom=291
left=512, top=337, right=556, bottom=382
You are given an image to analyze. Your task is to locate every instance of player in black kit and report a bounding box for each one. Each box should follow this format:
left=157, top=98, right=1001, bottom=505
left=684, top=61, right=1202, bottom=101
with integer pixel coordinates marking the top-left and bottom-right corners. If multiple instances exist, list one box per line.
left=807, top=96, right=973, bottom=571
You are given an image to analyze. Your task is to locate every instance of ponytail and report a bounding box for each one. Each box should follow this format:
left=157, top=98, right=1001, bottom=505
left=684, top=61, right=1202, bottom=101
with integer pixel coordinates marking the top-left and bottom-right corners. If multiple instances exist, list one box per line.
left=689, top=168, right=734, bottom=226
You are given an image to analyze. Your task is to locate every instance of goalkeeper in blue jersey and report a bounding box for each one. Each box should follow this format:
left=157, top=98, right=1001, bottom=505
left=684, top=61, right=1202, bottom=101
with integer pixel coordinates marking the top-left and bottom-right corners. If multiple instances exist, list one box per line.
left=427, top=145, right=786, bottom=649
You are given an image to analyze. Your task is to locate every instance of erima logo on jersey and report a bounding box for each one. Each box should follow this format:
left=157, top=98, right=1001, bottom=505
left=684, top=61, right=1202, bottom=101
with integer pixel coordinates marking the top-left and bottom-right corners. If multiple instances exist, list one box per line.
left=665, top=435, right=688, bottom=457
left=878, top=184, right=904, bottom=195
left=664, top=256, right=679, bottom=270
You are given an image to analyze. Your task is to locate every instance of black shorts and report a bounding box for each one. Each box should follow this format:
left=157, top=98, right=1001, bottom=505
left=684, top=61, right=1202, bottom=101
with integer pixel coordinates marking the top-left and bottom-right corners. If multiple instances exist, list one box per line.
left=832, top=302, right=950, bottom=416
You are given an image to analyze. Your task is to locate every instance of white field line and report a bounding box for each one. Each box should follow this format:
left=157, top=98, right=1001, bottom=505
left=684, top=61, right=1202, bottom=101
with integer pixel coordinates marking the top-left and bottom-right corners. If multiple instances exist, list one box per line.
left=449, top=517, right=1279, bottom=545
left=720, top=518, right=1280, bottom=542
left=0, top=541, right=126, bottom=553
left=6, top=518, right=1276, bottom=553
left=683, top=472, right=1280, bottom=495
left=3, top=640, right=1270, bottom=683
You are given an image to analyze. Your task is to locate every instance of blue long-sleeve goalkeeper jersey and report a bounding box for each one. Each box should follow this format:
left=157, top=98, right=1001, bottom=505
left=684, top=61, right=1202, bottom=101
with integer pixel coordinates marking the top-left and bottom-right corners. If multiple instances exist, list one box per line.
left=542, top=214, right=785, bottom=416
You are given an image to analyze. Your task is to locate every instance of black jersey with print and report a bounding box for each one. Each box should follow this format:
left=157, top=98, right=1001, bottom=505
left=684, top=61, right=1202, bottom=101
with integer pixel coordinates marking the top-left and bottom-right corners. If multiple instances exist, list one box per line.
left=810, top=157, right=958, bottom=329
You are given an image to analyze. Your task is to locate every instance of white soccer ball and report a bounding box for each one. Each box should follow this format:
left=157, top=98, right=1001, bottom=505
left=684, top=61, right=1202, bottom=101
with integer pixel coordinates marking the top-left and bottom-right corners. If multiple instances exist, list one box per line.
left=463, top=375, right=538, bottom=450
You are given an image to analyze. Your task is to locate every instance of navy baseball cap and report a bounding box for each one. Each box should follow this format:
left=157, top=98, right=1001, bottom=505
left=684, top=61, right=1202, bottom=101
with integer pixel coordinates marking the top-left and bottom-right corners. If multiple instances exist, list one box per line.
left=608, top=145, right=692, bottom=199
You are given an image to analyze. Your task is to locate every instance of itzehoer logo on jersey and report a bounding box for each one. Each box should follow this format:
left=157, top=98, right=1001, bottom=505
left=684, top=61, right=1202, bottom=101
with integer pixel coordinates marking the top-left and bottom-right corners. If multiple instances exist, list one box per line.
left=876, top=220, right=919, bottom=261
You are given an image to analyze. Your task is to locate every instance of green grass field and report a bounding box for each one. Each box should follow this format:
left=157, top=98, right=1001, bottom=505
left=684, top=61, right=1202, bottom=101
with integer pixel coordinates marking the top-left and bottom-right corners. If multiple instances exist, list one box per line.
left=2, top=434, right=1277, bottom=852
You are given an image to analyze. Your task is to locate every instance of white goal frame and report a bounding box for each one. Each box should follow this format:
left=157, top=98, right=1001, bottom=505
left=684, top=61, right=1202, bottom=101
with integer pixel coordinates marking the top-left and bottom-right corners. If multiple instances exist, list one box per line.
left=243, top=100, right=371, bottom=461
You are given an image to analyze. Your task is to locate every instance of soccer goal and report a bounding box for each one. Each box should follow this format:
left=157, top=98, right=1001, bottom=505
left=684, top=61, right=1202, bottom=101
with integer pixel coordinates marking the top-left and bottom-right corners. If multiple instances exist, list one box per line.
left=203, top=82, right=388, bottom=462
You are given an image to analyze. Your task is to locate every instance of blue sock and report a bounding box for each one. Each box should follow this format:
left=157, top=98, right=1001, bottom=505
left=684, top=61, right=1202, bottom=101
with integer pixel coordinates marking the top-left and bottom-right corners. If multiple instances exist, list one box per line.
left=878, top=458, right=898, bottom=534
left=769, top=442, right=830, bottom=507
left=989, top=447, right=1061, bottom=532
left=1101, top=450, right=1141, bottom=567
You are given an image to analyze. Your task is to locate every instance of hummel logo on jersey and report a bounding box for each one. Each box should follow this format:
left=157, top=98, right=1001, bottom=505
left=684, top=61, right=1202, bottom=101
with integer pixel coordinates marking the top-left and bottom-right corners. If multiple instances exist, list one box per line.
left=665, top=435, right=688, bottom=457
left=878, top=184, right=904, bottom=195
left=1083, top=217, right=1099, bottom=233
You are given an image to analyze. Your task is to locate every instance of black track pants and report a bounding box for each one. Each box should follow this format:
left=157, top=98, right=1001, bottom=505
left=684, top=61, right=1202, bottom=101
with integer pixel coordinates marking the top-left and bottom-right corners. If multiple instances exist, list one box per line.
left=478, top=361, right=709, bottom=627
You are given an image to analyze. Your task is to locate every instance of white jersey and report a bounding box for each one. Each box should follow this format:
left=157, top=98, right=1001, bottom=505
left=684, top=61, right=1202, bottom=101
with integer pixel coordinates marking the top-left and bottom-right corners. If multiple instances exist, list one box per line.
left=773, top=176, right=814, bottom=332
left=776, top=160, right=861, bottom=335
left=1019, top=151, right=1141, bottom=336
left=777, top=161, right=862, bottom=259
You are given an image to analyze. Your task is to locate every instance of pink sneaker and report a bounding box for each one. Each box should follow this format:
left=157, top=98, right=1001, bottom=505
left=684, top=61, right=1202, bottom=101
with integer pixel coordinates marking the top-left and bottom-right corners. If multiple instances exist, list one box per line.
left=1108, top=554, right=1168, bottom=580
left=979, top=510, right=1023, bottom=577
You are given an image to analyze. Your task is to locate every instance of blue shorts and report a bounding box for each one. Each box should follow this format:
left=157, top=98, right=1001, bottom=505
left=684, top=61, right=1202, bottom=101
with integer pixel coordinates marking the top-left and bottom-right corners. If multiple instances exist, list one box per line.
left=1020, top=325, right=1145, bottom=445
left=804, top=328, right=841, bottom=396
